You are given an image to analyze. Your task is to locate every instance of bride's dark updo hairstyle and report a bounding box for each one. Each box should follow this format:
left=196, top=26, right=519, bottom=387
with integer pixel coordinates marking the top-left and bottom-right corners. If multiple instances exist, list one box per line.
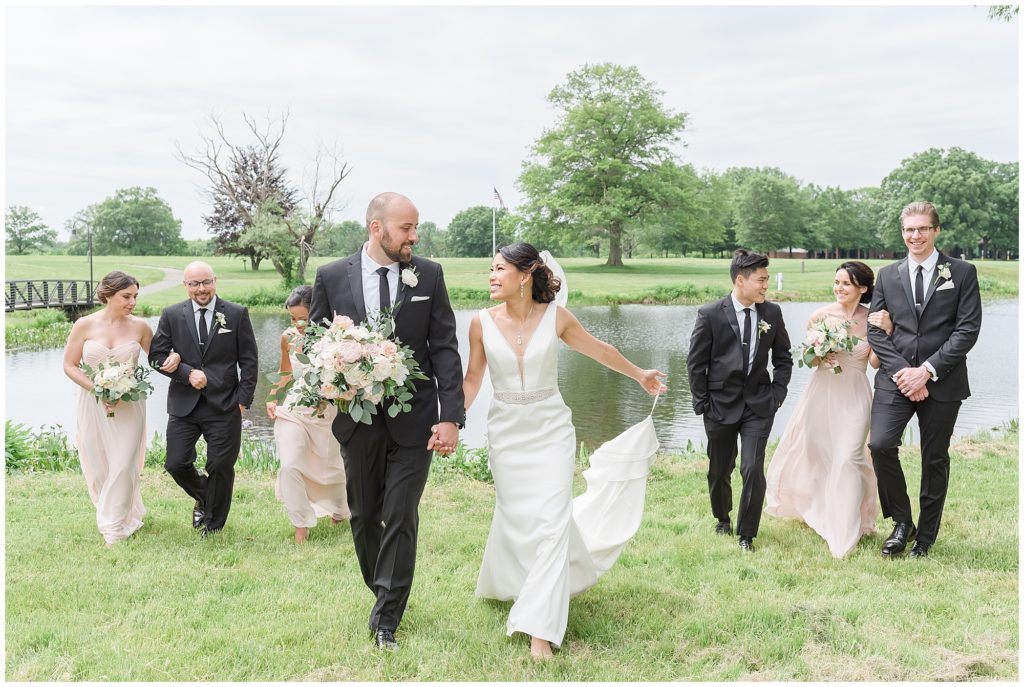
left=837, top=261, right=874, bottom=304
left=498, top=242, right=562, bottom=304
left=95, top=271, right=140, bottom=304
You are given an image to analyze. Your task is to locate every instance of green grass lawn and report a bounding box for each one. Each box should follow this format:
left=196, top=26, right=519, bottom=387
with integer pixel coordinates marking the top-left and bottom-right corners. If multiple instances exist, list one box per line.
left=5, top=254, right=1018, bottom=311
left=5, top=429, right=1017, bottom=680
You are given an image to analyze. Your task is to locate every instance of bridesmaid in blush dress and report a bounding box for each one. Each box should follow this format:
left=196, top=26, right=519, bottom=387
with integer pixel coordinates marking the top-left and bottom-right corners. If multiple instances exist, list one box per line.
left=764, top=262, right=893, bottom=558
left=266, top=286, right=350, bottom=544
left=62, top=271, right=180, bottom=546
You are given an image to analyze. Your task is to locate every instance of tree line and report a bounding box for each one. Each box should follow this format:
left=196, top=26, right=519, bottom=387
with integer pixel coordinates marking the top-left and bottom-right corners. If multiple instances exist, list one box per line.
left=7, top=65, right=1018, bottom=268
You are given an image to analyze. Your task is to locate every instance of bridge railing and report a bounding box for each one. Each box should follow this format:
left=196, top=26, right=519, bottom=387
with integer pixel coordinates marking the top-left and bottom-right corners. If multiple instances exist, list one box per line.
left=5, top=280, right=94, bottom=312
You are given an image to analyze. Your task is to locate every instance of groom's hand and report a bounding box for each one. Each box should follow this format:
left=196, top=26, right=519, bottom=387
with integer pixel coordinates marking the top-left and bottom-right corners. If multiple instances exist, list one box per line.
left=894, top=366, right=930, bottom=397
left=428, top=422, right=459, bottom=455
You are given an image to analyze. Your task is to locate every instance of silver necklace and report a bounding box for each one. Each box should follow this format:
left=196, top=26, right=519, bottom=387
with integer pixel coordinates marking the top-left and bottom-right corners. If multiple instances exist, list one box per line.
left=513, top=304, right=536, bottom=346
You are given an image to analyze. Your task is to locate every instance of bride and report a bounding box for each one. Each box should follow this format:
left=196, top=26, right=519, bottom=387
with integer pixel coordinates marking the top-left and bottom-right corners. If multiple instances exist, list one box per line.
left=62, top=271, right=179, bottom=545
left=461, top=242, right=666, bottom=660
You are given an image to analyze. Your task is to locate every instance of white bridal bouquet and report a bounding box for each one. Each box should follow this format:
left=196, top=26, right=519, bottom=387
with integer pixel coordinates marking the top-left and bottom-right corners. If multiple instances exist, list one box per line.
left=280, top=312, right=427, bottom=423
left=80, top=359, right=155, bottom=416
left=795, top=317, right=860, bottom=375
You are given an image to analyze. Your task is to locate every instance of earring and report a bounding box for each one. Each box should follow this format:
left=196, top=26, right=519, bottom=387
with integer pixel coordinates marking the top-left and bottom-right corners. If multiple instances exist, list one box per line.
left=520, top=282, right=525, bottom=299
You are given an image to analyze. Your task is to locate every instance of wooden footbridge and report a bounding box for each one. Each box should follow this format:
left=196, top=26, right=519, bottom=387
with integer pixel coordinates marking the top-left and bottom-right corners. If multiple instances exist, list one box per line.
left=5, top=279, right=95, bottom=314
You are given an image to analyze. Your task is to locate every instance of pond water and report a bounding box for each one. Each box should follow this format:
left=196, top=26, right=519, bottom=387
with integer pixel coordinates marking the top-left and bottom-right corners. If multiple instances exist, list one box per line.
left=5, top=300, right=1017, bottom=453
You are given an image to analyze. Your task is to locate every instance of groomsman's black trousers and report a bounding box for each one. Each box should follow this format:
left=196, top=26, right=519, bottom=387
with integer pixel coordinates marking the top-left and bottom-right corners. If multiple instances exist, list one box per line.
left=703, top=406, right=774, bottom=538
left=868, top=389, right=961, bottom=546
left=339, top=412, right=432, bottom=633
left=165, top=396, right=242, bottom=531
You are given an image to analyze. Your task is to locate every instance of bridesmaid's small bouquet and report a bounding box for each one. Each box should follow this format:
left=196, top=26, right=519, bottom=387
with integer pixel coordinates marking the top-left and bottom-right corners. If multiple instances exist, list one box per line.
left=277, top=311, right=428, bottom=423
left=795, top=317, right=860, bottom=375
left=80, top=359, right=155, bottom=416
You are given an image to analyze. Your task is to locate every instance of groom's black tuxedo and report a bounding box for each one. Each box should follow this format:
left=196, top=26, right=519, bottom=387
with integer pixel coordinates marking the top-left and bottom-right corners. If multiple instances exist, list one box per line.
left=688, top=296, right=793, bottom=538
left=867, top=252, right=981, bottom=546
left=309, top=250, right=464, bottom=632
left=150, top=297, right=258, bottom=531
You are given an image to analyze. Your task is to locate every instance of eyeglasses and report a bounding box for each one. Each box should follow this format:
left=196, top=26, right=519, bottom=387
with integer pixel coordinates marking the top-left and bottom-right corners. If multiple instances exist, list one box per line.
left=184, top=279, right=215, bottom=288
left=902, top=226, right=935, bottom=236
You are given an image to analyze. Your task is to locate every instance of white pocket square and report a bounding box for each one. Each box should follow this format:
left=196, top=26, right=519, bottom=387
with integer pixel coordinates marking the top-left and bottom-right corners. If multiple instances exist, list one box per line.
left=936, top=281, right=955, bottom=291
left=218, top=328, right=233, bottom=334
left=410, top=295, right=431, bottom=302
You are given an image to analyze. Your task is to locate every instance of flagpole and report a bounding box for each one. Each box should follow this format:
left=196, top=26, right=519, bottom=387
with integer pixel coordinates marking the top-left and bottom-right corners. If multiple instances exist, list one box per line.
left=492, top=203, right=496, bottom=256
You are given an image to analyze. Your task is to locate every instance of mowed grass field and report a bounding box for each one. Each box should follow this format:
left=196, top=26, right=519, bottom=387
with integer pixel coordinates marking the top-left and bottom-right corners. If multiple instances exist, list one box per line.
left=4, top=429, right=1017, bottom=681
left=4, top=254, right=1018, bottom=312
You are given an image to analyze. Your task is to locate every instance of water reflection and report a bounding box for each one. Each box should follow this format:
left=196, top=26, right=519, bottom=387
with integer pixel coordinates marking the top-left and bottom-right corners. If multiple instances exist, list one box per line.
left=5, top=300, right=1018, bottom=452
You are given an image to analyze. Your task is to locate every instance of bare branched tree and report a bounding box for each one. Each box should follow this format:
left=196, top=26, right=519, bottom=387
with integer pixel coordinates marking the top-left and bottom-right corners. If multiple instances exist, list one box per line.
left=177, top=111, right=348, bottom=280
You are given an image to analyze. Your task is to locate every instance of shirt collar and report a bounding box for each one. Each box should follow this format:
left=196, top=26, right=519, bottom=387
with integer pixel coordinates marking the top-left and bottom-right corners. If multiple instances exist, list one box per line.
left=362, top=245, right=398, bottom=275
left=909, top=250, right=939, bottom=272
left=192, top=295, right=217, bottom=313
left=730, top=293, right=754, bottom=314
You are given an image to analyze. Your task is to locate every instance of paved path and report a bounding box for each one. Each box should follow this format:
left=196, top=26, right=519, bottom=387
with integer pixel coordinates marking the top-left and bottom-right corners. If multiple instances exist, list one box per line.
left=136, top=266, right=184, bottom=297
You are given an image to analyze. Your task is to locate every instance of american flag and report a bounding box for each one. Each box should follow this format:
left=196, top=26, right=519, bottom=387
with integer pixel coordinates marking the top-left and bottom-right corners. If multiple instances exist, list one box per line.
left=493, top=187, right=506, bottom=210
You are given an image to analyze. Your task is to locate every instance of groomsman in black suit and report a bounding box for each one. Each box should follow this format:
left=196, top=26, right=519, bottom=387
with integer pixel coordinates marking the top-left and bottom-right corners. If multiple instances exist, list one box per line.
left=150, top=261, right=258, bottom=536
left=687, top=249, right=793, bottom=553
left=309, top=192, right=464, bottom=651
left=867, top=201, right=982, bottom=558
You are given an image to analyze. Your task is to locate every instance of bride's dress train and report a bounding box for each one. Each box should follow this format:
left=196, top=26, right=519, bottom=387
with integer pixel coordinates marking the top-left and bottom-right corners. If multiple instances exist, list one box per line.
left=474, top=302, right=659, bottom=647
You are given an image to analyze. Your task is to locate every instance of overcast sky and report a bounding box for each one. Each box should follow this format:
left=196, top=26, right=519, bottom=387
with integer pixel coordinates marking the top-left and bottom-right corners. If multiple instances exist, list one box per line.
left=5, top=4, right=1019, bottom=241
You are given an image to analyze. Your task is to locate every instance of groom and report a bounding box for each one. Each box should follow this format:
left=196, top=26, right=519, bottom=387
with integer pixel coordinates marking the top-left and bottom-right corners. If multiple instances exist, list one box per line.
left=150, top=261, right=258, bottom=536
left=687, top=249, right=793, bottom=553
left=867, top=201, right=982, bottom=558
left=308, top=192, right=464, bottom=651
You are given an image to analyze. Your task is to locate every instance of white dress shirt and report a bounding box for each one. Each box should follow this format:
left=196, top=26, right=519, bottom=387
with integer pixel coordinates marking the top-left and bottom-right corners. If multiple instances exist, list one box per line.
left=361, top=245, right=399, bottom=316
left=192, top=295, right=217, bottom=343
left=908, top=249, right=940, bottom=306
left=730, top=293, right=758, bottom=372
left=907, top=249, right=941, bottom=380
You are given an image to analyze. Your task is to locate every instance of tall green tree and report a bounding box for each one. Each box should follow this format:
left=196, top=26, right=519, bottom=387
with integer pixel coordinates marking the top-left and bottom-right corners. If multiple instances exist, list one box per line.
left=734, top=169, right=807, bottom=253
left=237, top=202, right=299, bottom=284
left=415, top=221, right=448, bottom=258
left=518, top=63, right=688, bottom=266
left=89, top=187, right=187, bottom=255
left=5, top=206, right=57, bottom=255
left=446, top=206, right=513, bottom=257
left=879, top=147, right=1018, bottom=257
left=317, top=219, right=366, bottom=257
left=634, top=164, right=725, bottom=256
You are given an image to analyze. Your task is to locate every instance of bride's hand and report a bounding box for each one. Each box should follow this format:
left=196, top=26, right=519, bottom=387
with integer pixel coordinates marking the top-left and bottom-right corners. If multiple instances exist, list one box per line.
left=102, top=399, right=119, bottom=413
left=160, top=350, right=181, bottom=373
left=821, top=352, right=838, bottom=367
left=638, top=369, right=668, bottom=396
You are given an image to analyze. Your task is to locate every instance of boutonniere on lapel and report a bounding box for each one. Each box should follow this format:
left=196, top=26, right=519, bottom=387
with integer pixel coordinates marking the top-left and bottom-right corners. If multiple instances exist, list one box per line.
left=214, top=311, right=231, bottom=332
left=758, top=320, right=771, bottom=337
left=935, top=263, right=953, bottom=287
left=401, top=266, right=419, bottom=289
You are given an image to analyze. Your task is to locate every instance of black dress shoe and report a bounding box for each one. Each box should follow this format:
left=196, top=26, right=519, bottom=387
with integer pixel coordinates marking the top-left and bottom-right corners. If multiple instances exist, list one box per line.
left=374, top=628, right=399, bottom=651
left=714, top=520, right=733, bottom=536
left=908, top=541, right=930, bottom=559
left=738, top=536, right=755, bottom=553
left=192, top=502, right=205, bottom=530
left=881, top=521, right=916, bottom=557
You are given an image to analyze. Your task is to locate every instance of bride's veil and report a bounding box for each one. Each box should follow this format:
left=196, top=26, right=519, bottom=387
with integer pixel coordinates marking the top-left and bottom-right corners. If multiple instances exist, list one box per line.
left=461, top=249, right=568, bottom=449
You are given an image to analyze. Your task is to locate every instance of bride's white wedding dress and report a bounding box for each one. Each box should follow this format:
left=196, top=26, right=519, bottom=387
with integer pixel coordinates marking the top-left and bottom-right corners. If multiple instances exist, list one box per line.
left=474, top=301, right=659, bottom=647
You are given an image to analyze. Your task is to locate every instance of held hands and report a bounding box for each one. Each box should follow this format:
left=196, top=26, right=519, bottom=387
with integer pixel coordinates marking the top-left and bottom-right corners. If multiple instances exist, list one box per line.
left=428, top=422, right=459, bottom=455
left=159, top=350, right=181, bottom=373
left=188, top=369, right=208, bottom=390
left=867, top=309, right=893, bottom=336
left=893, top=365, right=931, bottom=398
left=638, top=369, right=668, bottom=396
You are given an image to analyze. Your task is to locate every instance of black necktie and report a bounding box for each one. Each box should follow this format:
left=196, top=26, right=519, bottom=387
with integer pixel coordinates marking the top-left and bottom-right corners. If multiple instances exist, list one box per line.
left=914, top=265, right=924, bottom=312
left=198, top=307, right=208, bottom=347
left=742, top=308, right=752, bottom=375
left=377, top=266, right=391, bottom=313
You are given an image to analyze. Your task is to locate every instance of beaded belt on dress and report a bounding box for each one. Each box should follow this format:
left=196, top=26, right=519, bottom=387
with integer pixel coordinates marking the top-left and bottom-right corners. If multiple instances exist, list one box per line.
left=493, top=387, right=557, bottom=404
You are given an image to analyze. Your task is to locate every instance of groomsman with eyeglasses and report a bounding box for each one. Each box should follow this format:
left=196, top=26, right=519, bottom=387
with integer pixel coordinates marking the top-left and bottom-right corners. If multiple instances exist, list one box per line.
left=867, top=201, right=982, bottom=558
left=150, top=261, right=258, bottom=537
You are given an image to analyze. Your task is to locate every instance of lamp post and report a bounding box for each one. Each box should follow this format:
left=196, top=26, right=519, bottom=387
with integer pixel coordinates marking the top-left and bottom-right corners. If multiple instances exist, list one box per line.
left=71, top=219, right=94, bottom=306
